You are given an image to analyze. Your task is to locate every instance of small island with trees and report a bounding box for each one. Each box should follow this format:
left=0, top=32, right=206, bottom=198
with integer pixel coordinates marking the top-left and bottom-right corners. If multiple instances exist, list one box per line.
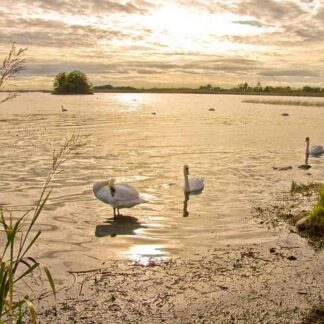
left=53, top=70, right=93, bottom=94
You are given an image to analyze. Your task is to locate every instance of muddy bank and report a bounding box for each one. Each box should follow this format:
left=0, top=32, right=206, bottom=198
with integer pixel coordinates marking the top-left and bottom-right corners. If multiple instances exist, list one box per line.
left=253, top=184, right=324, bottom=249
left=37, top=233, right=323, bottom=324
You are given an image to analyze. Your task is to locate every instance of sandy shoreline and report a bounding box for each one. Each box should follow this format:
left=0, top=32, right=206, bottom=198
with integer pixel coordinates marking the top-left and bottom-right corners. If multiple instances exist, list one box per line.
left=36, top=232, right=323, bottom=323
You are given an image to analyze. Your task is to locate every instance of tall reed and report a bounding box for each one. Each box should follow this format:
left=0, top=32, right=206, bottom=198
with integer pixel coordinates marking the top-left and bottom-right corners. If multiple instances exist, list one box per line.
left=0, top=135, right=82, bottom=323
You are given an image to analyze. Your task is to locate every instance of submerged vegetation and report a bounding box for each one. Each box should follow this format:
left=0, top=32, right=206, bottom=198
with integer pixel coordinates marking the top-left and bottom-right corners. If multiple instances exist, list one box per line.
left=242, top=99, right=324, bottom=107
left=0, top=135, right=82, bottom=323
left=53, top=70, right=93, bottom=94
left=290, top=181, right=324, bottom=196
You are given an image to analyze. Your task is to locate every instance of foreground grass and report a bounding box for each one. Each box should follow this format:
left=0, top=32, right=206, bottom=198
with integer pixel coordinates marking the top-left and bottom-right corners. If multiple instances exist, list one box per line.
left=299, top=189, right=324, bottom=236
left=242, top=99, right=324, bottom=107
left=0, top=135, right=82, bottom=323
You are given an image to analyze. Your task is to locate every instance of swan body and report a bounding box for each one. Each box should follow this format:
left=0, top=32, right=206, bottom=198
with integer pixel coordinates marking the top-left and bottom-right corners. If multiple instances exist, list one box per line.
left=310, top=145, right=323, bottom=156
left=305, top=137, right=323, bottom=156
left=93, top=179, right=147, bottom=220
left=183, top=165, right=204, bottom=194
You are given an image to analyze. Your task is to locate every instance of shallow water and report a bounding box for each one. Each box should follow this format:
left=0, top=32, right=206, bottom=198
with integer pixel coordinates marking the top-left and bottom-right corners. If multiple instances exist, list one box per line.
left=0, top=93, right=324, bottom=279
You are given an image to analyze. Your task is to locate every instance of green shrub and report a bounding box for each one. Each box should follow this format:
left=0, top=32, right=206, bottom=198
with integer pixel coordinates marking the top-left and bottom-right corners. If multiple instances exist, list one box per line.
left=305, top=190, right=324, bottom=235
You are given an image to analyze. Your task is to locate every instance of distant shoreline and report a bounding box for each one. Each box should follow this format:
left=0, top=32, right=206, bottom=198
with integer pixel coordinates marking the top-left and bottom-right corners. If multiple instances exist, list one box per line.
left=93, top=89, right=324, bottom=98
left=2, top=89, right=324, bottom=98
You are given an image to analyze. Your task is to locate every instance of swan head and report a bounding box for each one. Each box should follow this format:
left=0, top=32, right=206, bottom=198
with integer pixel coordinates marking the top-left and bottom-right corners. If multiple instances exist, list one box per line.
left=108, top=178, right=116, bottom=189
left=305, top=137, right=310, bottom=143
left=183, top=165, right=189, bottom=175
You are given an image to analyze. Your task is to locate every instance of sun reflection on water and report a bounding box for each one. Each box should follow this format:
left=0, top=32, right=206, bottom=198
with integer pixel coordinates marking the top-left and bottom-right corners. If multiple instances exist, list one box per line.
left=124, top=244, right=167, bottom=266
left=114, top=93, right=144, bottom=112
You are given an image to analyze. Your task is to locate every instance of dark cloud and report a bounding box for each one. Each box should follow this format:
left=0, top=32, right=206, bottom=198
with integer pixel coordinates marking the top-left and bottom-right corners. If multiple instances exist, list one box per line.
left=7, top=0, right=156, bottom=15
left=137, top=69, right=163, bottom=74
left=21, top=56, right=263, bottom=80
left=0, top=15, right=150, bottom=48
left=23, top=61, right=134, bottom=77
left=315, top=5, right=324, bottom=20
left=259, top=69, right=320, bottom=77
left=225, top=0, right=305, bottom=22
left=233, top=19, right=267, bottom=28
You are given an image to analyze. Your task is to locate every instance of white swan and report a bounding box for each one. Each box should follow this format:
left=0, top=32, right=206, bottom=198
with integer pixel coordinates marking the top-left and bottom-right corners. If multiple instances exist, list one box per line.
left=306, top=137, right=323, bottom=156
left=183, top=165, right=204, bottom=194
left=93, top=179, right=147, bottom=221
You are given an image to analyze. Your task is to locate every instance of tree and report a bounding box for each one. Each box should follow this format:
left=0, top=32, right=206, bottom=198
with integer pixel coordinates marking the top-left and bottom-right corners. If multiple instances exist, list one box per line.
left=0, top=44, right=27, bottom=103
left=238, top=82, right=249, bottom=92
left=53, top=70, right=93, bottom=94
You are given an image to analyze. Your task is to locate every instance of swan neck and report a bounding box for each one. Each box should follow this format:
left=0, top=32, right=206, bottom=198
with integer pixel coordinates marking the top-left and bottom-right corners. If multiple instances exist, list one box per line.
left=306, top=140, right=310, bottom=154
left=184, top=171, right=190, bottom=192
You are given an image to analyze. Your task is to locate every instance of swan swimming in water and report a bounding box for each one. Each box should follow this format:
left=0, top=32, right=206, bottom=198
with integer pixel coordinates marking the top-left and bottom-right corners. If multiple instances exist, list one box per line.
left=306, top=137, right=323, bottom=156
left=183, top=165, right=204, bottom=194
left=93, top=179, right=147, bottom=221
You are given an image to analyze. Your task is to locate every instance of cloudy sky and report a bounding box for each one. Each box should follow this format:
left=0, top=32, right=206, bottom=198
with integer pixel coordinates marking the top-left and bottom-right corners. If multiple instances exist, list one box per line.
left=1, top=0, right=324, bottom=89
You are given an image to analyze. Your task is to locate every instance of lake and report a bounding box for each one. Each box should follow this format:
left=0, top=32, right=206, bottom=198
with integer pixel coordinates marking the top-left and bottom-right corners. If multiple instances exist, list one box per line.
left=0, top=92, right=323, bottom=281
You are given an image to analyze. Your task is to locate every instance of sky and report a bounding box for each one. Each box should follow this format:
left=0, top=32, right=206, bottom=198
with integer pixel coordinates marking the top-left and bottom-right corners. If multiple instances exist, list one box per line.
left=1, top=0, right=324, bottom=89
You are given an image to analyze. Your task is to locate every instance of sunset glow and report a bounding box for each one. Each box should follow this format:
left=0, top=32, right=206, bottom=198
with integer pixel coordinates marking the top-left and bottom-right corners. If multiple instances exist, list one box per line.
left=0, top=0, right=323, bottom=89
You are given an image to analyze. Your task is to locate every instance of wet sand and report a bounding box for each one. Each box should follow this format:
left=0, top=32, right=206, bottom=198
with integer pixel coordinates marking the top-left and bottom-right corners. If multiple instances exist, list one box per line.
left=35, top=182, right=324, bottom=323
left=37, top=234, right=324, bottom=323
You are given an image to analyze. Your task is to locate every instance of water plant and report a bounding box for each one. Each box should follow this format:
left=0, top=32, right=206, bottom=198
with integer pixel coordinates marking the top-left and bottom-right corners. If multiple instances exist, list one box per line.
left=290, top=181, right=323, bottom=196
left=0, top=135, right=82, bottom=323
left=242, top=99, right=324, bottom=107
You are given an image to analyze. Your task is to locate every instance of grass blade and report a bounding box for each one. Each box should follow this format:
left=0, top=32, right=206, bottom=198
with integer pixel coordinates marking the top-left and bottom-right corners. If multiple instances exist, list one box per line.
left=24, top=299, right=37, bottom=324
left=41, top=264, right=56, bottom=300
left=14, top=263, right=39, bottom=283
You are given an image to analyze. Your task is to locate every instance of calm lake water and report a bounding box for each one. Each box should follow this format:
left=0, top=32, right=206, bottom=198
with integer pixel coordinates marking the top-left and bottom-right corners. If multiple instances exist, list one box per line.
left=1, top=92, right=324, bottom=280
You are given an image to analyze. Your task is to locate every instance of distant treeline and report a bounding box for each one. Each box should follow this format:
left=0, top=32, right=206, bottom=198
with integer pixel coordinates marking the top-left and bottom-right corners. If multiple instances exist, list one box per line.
left=93, top=82, right=324, bottom=97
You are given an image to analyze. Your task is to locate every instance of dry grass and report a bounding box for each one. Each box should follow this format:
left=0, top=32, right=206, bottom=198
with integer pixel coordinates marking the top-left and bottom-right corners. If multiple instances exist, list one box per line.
left=0, top=44, right=27, bottom=104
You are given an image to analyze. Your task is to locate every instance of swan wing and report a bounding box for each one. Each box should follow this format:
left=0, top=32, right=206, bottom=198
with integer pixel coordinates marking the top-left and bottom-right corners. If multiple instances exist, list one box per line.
left=189, top=177, right=204, bottom=192
left=93, top=182, right=113, bottom=204
left=114, top=183, right=140, bottom=201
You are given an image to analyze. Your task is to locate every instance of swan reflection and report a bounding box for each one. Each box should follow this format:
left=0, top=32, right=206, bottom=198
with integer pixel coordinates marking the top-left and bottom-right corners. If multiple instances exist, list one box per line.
left=183, top=192, right=190, bottom=217
left=95, top=215, right=145, bottom=237
left=183, top=189, right=203, bottom=218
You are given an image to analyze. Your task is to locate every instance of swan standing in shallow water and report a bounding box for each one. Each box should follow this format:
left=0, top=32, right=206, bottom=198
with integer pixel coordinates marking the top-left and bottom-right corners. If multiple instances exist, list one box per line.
left=306, top=137, right=323, bottom=156
left=93, top=179, right=147, bottom=221
left=299, top=137, right=312, bottom=169
left=183, top=165, right=204, bottom=194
